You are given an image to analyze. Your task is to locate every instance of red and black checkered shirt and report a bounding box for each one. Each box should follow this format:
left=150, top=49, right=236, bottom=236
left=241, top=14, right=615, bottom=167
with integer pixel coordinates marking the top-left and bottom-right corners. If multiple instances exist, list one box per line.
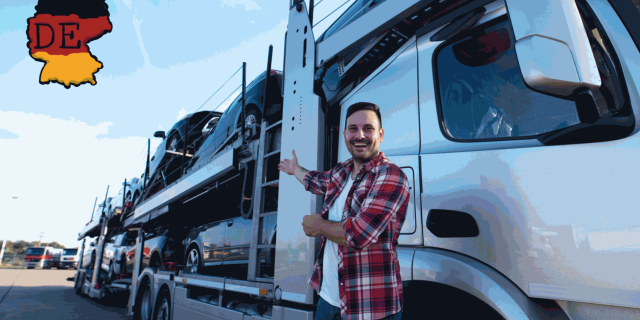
left=304, top=152, right=410, bottom=320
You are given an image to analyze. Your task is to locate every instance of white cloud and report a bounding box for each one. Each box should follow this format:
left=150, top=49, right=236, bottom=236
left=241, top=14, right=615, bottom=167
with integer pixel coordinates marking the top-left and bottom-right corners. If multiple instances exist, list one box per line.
left=221, top=0, right=261, bottom=11
left=177, top=107, right=190, bottom=120
left=250, top=20, right=255, bottom=25
left=0, top=111, right=160, bottom=247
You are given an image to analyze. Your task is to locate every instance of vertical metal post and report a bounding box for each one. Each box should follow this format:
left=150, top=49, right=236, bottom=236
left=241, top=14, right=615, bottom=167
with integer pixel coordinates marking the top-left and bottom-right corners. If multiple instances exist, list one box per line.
left=91, top=197, right=97, bottom=221
left=0, top=239, right=6, bottom=265
left=122, top=179, right=127, bottom=216
left=309, top=0, right=315, bottom=26
left=126, top=228, right=145, bottom=317
left=78, top=239, right=86, bottom=271
left=263, top=45, right=274, bottom=118
left=144, top=139, right=150, bottom=191
left=90, top=186, right=110, bottom=293
left=182, top=117, right=189, bottom=174
left=242, top=62, right=247, bottom=144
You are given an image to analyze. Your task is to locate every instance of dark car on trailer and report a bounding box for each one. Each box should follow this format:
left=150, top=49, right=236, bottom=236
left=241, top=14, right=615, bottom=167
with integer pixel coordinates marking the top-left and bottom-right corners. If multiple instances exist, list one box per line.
left=183, top=69, right=283, bottom=174
left=142, top=111, right=223, bottom=200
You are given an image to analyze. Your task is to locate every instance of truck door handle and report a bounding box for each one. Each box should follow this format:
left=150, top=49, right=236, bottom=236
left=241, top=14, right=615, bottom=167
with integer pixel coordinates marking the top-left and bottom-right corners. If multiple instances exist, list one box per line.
left=426, top=209, right=479, bottom=238
left=227, top=221, right=233, bottom=227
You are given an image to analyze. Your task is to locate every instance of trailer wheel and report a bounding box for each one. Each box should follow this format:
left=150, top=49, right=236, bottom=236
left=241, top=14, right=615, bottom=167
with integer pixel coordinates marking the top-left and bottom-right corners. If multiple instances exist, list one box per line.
left=74, top=276, right=83, bottom=295
left=154, top=291, right=171, bottom=320
left=135, top=281, right=153, bottom=320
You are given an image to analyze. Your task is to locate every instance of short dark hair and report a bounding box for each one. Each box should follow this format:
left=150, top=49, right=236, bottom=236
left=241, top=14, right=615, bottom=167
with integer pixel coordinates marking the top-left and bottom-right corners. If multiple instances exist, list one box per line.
left=345, top=102, right=382, bottom=129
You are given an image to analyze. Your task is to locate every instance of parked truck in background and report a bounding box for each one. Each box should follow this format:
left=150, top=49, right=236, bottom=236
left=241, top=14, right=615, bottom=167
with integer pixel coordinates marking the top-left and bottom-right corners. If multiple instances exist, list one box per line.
left=74, top=0, right=640, bottom=319
left=58, top=247, right=80, bottom=269
left=24, top=246, right=63, bottom=269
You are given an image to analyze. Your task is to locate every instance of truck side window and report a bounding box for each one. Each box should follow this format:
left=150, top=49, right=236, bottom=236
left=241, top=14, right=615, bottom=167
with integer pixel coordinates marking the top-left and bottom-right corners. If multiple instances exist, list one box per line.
left=435, top=17, right=580, bottom=141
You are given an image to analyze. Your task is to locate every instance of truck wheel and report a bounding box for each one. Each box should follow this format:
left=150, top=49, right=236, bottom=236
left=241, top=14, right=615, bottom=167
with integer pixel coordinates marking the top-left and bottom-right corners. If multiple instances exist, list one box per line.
left=136, top=281, right=153, bottom=320
left=154, top=292, right=171, bottom=320
left=74, top=277, right=83, bottom=295
left=185, top=247, right=201, bottom=274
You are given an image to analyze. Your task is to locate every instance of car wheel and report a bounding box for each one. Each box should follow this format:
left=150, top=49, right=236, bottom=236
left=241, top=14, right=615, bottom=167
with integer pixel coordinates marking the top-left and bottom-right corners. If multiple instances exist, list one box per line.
left=244, top=109, right=262, bottom=138
left=120, top=256, right=127, bottom=274
left=108, top=261, right=115, bottom=280
left=185, top=247, right=201, bottom=274
left=154, top=292, right=171, bottom=320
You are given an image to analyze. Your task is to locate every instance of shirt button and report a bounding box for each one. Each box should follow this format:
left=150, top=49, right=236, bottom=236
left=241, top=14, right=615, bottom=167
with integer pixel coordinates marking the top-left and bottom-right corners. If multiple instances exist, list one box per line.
left=340, top=283, right=344, bottom=286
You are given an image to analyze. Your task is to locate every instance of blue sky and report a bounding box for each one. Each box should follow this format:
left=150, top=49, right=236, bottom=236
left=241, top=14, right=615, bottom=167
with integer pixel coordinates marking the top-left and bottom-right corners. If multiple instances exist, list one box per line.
left=0, top=0, right=352, bottom=248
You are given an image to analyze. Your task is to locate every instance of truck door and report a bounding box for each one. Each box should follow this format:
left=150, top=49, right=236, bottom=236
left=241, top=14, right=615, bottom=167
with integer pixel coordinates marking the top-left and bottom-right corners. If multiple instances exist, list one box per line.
left=336, top=33, right=423, bottom=245
left=416, top=0, right=638, bottom=307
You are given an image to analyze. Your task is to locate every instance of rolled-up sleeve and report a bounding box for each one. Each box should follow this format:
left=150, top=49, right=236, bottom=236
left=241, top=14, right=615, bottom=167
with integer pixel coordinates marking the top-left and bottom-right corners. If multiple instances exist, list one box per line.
left=303, top=169, right=333, bottom=196
left=343, top=165, right=410, bottom=250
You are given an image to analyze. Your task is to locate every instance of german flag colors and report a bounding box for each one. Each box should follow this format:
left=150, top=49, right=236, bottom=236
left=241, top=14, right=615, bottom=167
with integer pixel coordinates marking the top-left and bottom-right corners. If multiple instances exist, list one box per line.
left=26, top=0, right=112, bottom=88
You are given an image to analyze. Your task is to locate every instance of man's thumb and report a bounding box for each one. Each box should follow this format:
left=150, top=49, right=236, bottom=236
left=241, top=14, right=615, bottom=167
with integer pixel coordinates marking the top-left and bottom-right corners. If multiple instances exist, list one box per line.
left=292, top=149, right=297, bottom=159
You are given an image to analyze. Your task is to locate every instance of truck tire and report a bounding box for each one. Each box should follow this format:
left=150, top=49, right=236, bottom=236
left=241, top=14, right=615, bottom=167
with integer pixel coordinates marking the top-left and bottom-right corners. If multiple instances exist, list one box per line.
left=154, top=291, right=171, bottom=320
left=74, top=277, right=83, bottom=295
left=135, top=281, right=153, bottom=320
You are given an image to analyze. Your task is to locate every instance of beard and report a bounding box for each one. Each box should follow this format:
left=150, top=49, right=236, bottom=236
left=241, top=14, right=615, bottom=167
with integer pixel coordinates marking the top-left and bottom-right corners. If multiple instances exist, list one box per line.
left=347, top=139, right=379, bottom=164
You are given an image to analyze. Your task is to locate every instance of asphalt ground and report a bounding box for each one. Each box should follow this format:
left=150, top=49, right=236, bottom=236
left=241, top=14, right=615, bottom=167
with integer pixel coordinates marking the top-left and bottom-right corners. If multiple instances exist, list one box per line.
left=0, top=269, right=128, bottom=320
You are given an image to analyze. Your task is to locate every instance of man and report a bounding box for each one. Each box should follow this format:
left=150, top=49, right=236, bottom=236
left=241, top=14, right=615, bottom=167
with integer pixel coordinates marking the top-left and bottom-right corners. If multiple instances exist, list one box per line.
left=278, top=102, right=410, bottom=320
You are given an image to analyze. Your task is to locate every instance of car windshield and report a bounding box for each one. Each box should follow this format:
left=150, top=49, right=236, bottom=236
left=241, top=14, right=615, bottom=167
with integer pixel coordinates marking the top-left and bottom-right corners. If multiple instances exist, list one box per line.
left=26, top=248, right=44, bottom=255
left=63, top=249, right=78, bottom=255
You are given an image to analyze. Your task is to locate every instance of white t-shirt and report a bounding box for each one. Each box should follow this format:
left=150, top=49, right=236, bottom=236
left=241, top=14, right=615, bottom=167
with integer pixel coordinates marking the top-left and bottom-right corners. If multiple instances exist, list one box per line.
left=318, top=173, right=355, bottom=307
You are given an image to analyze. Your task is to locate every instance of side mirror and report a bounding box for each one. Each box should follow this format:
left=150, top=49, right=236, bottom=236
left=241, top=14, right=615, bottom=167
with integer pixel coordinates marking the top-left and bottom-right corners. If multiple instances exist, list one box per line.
left=154, top=131, right=166, bottom=139
left=506, top=0, right=600, bottom=96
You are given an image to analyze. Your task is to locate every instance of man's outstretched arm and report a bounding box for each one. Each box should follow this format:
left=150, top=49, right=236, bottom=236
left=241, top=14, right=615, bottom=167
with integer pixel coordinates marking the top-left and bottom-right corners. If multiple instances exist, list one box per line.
left=278, top=149, right=309, bottom=185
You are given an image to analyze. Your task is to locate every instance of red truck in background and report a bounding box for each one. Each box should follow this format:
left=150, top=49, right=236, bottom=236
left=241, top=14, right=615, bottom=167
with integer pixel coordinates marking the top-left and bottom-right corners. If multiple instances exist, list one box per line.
left=24, top=246, right=63, bottom=269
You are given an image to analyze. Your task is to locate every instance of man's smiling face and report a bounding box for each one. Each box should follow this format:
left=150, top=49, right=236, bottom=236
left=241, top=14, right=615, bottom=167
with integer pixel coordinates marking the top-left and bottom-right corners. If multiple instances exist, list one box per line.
left=343, top=110, right=384, bottom=166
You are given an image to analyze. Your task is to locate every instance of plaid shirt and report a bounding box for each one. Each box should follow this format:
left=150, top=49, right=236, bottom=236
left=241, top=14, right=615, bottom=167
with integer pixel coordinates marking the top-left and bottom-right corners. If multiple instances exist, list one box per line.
left=304, top=152, right=410, bottom=320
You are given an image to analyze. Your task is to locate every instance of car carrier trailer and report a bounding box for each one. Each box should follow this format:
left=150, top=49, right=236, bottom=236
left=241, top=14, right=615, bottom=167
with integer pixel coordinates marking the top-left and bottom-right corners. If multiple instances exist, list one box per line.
left=77, top=0, right=640, bottom=318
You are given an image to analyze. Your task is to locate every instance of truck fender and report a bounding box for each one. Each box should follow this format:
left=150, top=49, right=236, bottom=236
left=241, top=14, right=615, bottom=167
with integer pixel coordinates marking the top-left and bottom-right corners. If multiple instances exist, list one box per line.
left=409, top=247, right=568, bottom=320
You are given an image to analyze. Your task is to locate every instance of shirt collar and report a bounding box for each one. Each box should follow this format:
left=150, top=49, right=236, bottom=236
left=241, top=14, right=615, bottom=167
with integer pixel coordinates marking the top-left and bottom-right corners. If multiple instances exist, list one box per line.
left=343, top=152, right=386, bottom=176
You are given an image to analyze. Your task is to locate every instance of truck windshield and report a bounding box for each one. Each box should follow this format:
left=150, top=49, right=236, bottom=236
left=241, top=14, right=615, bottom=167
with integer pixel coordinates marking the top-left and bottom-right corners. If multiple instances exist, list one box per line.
left=26, top=248, right=44, bottom=255
left=63, top=249, right=78, bottom=255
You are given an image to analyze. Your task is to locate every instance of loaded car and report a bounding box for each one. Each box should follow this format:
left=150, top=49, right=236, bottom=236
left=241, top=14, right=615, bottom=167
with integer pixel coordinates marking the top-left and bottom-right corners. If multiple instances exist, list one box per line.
left=142, top=111, right=222, bottom=200
left=81, top=240, right=97, bottom=269
left=124, top=224, right=188, bottom=273
left=101, top=230, right=137, bottom=280
left=183, top=69, right=283, bottom=174
left=183, top=213, right=276, bottom=278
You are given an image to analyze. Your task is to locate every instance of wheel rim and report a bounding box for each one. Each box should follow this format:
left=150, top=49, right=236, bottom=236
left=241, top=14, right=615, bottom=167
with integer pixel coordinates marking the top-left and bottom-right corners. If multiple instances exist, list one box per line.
left=246, top=114, right=257, bottom=127
left=156, top=298, right=169, bottom=320
left=141, top=284, right=152, bottom=320
left=186, top=249, right=199, bottom=274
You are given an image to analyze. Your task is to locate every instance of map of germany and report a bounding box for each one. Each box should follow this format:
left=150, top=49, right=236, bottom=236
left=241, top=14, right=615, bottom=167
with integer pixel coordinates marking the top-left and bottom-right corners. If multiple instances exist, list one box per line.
left=26, top=0, right=112, bottom=88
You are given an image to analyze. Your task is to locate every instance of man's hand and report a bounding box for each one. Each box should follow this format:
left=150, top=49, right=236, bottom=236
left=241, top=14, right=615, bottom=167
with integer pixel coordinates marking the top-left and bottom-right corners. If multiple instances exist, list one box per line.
left=302, top=213, right=349, bottom=246
left=278, top=150, right=308, bottom=184
left=278, top=150, right=298, bottom=175
left=302, top=213, right=324, bottom=237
